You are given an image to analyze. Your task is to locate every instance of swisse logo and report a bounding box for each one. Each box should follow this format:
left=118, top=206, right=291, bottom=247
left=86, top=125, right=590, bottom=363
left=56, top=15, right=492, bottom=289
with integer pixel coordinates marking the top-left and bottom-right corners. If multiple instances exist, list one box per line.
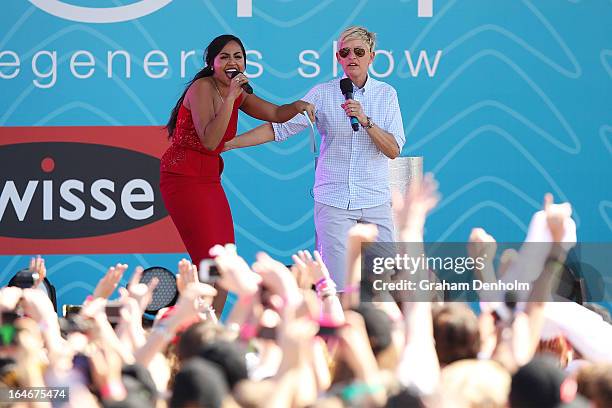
left=0, top=142, right=166, bottom=239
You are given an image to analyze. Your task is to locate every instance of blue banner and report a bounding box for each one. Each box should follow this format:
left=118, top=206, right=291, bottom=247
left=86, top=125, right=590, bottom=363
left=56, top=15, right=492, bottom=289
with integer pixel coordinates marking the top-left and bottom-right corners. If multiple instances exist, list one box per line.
left=1, top=1, right=610, bottom=310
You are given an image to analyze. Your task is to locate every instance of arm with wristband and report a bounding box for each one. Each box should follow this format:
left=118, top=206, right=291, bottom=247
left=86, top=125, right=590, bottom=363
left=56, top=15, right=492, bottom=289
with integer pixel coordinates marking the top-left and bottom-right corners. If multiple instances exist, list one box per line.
left=292, top=250, right=344, bottom=325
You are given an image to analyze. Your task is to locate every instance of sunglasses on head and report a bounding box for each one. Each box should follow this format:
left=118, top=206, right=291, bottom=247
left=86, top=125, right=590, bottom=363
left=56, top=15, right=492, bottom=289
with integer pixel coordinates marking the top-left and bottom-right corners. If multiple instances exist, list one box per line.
left=338, top=47, right=367, bottom=58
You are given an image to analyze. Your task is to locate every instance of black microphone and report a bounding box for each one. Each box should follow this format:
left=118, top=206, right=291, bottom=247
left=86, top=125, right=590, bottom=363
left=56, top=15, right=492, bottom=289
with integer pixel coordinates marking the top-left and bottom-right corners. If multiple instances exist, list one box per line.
left=228, top=70, right=253, bottom=94
left=340, top=78, right=359, bottom=131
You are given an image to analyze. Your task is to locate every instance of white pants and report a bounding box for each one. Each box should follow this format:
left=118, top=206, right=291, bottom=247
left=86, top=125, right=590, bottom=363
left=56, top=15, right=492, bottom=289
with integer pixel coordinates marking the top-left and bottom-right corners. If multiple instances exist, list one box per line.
left=314, top=201, right=394, bottom=289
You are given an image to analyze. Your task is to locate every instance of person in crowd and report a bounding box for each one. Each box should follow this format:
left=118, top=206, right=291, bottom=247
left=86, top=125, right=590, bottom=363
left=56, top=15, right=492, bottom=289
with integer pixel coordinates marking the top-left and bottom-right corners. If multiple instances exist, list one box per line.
left=432, top=303, right=481, bottom=367
left=2, top=175, right=611, bottom=408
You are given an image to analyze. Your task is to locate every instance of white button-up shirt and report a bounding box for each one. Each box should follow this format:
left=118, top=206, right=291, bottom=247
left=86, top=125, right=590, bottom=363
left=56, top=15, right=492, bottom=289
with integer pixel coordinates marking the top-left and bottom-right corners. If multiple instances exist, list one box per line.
left=272, top=76, right=406, bottom=210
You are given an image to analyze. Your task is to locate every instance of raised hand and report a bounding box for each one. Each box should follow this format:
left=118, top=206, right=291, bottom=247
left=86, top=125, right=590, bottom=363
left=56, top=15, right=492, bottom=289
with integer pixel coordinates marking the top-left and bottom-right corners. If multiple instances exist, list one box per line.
left=272, top=314, right=320, bottom=408
left=170, top=282, right=217, bottom=326
left=79, top=296, right=135, bottom=365
left=337, top=311, right=385, bottom=408
left=345, top=223, right=379, bottom=299
left=210, top=244, right=261, bottom=297
left=115, top=288, right=146, bottom=350
left=292, top=249, right=345, bottom=326
left=93, top=263, right=128, bottom=299
left=135, top=281, right=216, bottom=367
left=289, top=264, right=311, bottom=290
left=20, top=288, right=57, bottom=326
left=28, top=255, right=46, bottom=288
left=467, top=228, right=497, bottom=264
left=89, top=343, right=127, bottom=402
left=126, top=266, right=158, bottom=313
left=0, top=286, right=22, bottom=312
left=347, top=223, right=378, bottom=249
left=468, top=228, right=498, bottom=299
left=277, top=317, right=319, bottom=361
left=80, top=297, right=107, bottom=321
left=291, top=250, right=330, bottom=289
left=543, top=193, right=572, bottom=243
left=20, top=288, right=66, bottom=363
left=252, top=252, right=300, bottom=307
left=176, top=258, right=198, bottom=295
left=525, top=193, right=575, bottom=246
left=392, top=173, right=440, bottom=240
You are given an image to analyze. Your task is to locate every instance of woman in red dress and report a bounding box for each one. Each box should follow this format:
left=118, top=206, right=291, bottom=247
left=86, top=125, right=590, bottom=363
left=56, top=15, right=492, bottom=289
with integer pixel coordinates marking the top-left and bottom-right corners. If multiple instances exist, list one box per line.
left=160, top=34, right=314, bottom=269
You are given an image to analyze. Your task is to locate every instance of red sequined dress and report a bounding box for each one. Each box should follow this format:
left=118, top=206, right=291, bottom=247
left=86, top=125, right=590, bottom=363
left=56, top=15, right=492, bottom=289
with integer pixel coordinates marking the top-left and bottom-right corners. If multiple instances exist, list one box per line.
left=160, top=95, right=242, bottom=266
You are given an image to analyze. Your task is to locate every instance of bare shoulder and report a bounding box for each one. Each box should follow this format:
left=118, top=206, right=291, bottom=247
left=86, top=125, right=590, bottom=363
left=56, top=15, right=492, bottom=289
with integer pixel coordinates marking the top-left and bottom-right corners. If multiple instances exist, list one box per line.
left=185, top=77, right=214, bottom=109
left=194, top=76, right=214, bottom=90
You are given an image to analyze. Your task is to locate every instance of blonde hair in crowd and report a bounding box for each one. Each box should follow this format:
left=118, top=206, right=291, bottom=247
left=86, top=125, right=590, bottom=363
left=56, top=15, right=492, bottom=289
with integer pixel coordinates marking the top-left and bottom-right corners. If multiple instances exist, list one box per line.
left=338, top=26, right=377, bottom=52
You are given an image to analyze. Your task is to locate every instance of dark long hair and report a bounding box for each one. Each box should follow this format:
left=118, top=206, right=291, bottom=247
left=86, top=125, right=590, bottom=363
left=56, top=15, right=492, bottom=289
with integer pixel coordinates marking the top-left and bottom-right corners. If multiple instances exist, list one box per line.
left=165, top=34, right=247, bottom=137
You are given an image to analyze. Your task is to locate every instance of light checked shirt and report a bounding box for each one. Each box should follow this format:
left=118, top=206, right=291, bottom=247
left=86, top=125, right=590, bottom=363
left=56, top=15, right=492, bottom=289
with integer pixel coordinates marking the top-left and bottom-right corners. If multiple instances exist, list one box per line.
left=272, top=76, right=405, bottom=210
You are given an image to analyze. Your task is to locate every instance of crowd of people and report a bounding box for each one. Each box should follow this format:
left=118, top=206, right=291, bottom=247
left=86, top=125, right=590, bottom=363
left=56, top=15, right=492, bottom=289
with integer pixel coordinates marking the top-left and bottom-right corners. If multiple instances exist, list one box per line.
left=1, top=174, right=611, bottom=408
left=2, top=23, right=610, bottom=408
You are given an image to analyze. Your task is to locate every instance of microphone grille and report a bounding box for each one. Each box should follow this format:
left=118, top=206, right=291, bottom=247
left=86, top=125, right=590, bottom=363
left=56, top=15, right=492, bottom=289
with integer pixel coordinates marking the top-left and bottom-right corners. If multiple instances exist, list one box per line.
left=340, top=78, right=354, bottom=94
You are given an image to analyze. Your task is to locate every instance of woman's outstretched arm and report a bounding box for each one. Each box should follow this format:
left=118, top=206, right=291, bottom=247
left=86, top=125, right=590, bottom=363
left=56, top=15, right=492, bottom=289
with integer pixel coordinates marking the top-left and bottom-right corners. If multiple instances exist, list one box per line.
left=240, top=93, right=315, bottom=123
left=223, top=123, right=275, bottom=151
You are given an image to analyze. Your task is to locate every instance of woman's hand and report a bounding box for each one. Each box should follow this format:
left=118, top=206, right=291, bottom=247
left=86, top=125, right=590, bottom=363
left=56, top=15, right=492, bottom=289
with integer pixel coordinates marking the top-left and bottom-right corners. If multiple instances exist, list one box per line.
left=341, top=99, right=367, bottom=126
left=292, top=100, right=316, bottom=122
left=227, top=72, right=248, bottom=101
left=222, top=137, right=238, bottom=152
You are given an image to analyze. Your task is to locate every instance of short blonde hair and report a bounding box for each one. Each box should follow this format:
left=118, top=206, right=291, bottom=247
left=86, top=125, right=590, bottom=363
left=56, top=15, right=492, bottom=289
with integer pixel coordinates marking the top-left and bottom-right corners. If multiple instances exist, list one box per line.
left=338, top=26, right=376, bottom=52
left=439, top=360, right=511, bottom=408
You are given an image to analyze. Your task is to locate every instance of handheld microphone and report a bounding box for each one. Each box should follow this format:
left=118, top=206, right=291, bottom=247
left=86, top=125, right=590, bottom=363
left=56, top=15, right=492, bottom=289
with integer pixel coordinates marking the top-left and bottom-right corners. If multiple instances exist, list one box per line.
left=340, top=78, right=360, bottom=131
left=228, top=70, right=253, bottom=94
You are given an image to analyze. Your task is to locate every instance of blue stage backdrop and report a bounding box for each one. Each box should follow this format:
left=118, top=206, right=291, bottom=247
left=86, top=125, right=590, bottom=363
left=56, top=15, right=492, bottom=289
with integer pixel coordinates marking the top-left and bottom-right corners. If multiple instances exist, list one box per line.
left=1, top=1, right=610, bottom=310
